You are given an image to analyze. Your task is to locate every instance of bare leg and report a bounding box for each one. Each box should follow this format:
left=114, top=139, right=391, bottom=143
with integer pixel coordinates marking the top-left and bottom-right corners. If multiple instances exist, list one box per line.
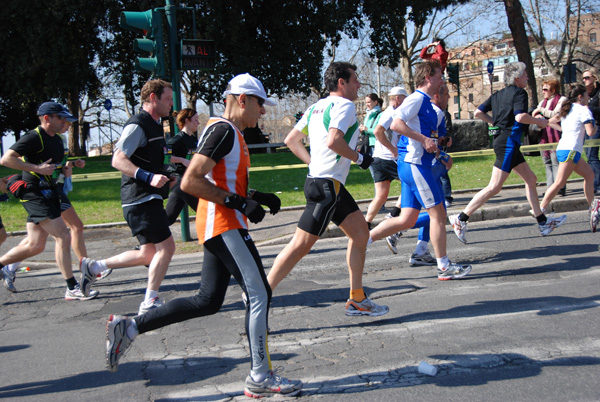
left=338, top=210, right=369, bottom=291
left=146, top=235, right=175, bottom=291
left=512, top=162, right=542, bottom=216
left=540, top=161, right=576, bottom=210
left=573, top=160, right=595, bottom=206
left=365, top=181, right=391, bottom=223
left=61, top=206, right=87, bottom=259
left=267, top=227, right=319, bottom=292
left=39, top=217, right=73, bottom=279
left=463, top=166, right=509, bottom=216
left=426, top=203, right=447, bottom=259
left=0, top=222, right=49, bottom=266
left=369, top=207, right=420, bottom=241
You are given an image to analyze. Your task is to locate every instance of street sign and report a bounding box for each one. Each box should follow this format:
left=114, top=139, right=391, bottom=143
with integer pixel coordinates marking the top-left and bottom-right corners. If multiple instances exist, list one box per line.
left=181, top=39, right=215, bottom=70
left=104, top=99, right=112, bottom=111
left=487, top=61, right=494, bottom=74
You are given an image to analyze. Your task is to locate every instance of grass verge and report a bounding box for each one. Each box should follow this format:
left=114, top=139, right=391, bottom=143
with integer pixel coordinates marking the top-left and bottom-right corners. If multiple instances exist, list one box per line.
left=0, top=150, right=547, bottom=232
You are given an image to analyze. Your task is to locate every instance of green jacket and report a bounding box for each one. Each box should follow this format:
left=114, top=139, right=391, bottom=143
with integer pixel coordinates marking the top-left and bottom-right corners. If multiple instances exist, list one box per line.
left=363, top=106, right=382, bottom=146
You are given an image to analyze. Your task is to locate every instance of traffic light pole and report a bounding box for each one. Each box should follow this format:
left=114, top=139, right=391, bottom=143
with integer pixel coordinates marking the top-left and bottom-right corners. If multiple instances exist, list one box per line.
left=164, top=0, right=191, bottom=242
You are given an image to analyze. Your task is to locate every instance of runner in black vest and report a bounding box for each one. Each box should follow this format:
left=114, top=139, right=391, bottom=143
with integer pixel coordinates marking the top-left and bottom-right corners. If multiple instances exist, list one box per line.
left=79, top=79, right=176, bottom=315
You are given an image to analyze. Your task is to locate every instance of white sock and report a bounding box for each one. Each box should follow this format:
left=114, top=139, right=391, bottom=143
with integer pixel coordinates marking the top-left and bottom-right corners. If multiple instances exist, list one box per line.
left=90, top=260, right=108, bottom=275
left=145, top=289, right=159, bottom=303
left=367, top=237, right=373, bottom=247
left=415, top=240, right=428, bottom=256
left=251, top=370, right=267, bottom=382
left=6, top=262, right=20, bottom=273
left=127, top=318, right=139, bottom=340
left=436, top=256, right=449, bottom=269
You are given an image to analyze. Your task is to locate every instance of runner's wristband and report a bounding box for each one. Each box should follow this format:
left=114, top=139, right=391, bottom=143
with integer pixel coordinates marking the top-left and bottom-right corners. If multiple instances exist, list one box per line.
left=135, top=168, right=154, bottom=184
left=356, top=152, right=364, bottom=165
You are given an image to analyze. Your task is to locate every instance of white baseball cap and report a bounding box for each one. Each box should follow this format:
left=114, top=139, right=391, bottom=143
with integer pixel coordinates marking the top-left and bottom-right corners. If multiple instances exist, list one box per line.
left=222, top=73, right=276, bottom=106
left=389, top=86, right=408, bottom=97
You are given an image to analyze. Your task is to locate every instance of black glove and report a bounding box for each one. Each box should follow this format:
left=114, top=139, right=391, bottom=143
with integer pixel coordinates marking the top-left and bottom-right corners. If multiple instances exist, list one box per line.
left=224, top=193, right=265, bottom=224
left=251, top=190, right=281, bottom=215
left=356, top=152, right=373, bottom=169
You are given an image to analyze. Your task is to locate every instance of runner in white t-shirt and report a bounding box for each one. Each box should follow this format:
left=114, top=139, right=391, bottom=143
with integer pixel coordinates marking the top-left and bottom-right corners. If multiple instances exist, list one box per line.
left=364, top=87, right=407, bottom=227
left=540, top=84, right=599, bottom=231
left=267, top=62, right=389, bottom=317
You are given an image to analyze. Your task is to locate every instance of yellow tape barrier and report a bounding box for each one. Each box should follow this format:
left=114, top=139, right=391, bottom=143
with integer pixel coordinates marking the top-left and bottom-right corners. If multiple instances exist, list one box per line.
left=71, top=139, right=600, bottom=182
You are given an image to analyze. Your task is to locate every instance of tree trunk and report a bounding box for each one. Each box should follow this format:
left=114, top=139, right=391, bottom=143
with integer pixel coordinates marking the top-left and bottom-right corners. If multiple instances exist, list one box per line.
left=503, top=0, right=538, bottom=105
left=400, top=55, right=415, bottom=93
left=67, top=92, right=82, bottom=156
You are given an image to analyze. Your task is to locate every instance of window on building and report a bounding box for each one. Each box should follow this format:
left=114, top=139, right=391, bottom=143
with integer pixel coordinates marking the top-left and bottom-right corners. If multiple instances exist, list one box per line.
left=469, top=111, right=474, bottom=119
left=493, top=75, right=500, bottom=83
left=454, top=96, right=459, bottom=104
left=591, top=32, right=597, bottom=43
left=495, top=43, right=507, bottom=50
left=504, top=58, right=509, bottom=64
left=541, top=68, right=549, bottom=75
left=454, top=112, right=459, bottom=119
left=468, top=94, right=474, bottom=102
left=471, top=49, right=476, bottom=56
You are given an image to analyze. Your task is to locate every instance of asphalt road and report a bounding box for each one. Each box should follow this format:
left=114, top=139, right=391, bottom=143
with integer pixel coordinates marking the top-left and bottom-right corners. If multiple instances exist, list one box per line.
left=1, top=211, right=599, bottom=401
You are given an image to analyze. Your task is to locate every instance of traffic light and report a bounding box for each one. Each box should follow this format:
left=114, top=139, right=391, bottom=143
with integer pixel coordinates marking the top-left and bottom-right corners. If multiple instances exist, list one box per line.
left=120, top=9, right=166, bottom=77
left=447, top=63, right=459, bottom=86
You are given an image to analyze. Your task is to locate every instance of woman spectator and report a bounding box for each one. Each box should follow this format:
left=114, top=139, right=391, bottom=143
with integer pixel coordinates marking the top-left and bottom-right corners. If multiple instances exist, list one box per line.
left=165, top=108, right=201, bottom=225
left=532, top=78, right=567, bottom=195
left=359, top=93, right=382, bottom=156
left=541, top=84, right=599, bottom=232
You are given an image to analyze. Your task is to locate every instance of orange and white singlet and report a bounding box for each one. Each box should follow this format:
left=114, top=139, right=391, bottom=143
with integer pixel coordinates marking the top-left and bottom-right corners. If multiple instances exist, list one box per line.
left=195, top=117, right=251, bottom=243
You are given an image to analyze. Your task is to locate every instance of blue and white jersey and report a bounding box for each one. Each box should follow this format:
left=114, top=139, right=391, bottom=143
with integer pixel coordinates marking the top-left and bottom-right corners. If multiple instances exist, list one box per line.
left=393, top=90, right=438, bottom=166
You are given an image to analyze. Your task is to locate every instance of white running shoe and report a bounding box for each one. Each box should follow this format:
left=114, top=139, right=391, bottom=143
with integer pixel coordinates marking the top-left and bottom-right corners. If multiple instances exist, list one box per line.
left=106, top=315, right=134, bottom=373
left=437, top=262, right=472, bottom=280
left=65, top=285, right=99, bottom=301
left=138, top=297, right=164, bottom=315
left=449, top=214, right=468, bottom=243
left=244, top=369, right=303, bottom=398
left=589, top=199, right=600, bottom=233
left=79, top=257, right=97, bottom=297
left=538, top=214, right=567, bottom=236
left=385, top=233, right=399, bottom=254
left=97, top=268, right=113, bottom=281
left=345, top=296, right=389, bottom=317
left=409, top=251, right=436, bottom=266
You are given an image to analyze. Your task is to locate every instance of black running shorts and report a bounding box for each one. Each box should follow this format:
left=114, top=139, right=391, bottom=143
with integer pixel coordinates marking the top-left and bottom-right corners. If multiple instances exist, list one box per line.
left=298, top=177, right=359, bottom=236
left=21, top=192, right=62, bottom=223
left=493, top=134, right=526, bottom=173
left=369, top=157, right=399, bottom=183
left=123, top=199, right=172, bottom=245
